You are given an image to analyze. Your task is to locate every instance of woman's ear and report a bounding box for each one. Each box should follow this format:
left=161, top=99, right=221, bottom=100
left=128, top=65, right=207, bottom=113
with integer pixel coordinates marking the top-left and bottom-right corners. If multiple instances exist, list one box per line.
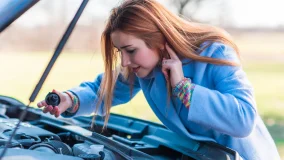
left=159, top=47, right=170, bottom=60
left=157, top=42, right=165, bottom=51
left=159, top=45, right=165, bottom=51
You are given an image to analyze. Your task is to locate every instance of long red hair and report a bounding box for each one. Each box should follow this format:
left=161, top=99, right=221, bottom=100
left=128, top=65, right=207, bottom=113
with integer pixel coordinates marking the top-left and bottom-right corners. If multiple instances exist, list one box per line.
left=94, top=0, right=239, bottom=128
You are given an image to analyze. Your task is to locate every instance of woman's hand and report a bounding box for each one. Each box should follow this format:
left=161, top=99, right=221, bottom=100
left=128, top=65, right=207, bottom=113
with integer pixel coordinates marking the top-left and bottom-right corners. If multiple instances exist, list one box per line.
left=37, top=89, right=72, bottom=117
left=161, top=43, right=184, bottom=87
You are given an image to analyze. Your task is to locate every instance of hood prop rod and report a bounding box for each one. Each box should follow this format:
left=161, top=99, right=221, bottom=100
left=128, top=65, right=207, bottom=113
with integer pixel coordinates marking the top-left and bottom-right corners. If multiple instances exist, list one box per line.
left=0, top=0, right=89, bottom=159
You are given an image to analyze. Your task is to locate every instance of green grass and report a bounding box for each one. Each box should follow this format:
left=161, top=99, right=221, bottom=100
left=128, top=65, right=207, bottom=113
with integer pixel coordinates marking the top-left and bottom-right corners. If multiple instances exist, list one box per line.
left=243, top=62, right=284, bottom=121
left=1, top=52, right=283, bottom=122
left=0, top=51, right=284, bottom=157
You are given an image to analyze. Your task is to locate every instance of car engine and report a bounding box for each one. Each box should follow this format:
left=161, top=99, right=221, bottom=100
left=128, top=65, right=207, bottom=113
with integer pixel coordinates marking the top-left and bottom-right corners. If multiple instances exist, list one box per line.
left=0, top=96, right=154, bottom=160
left=0, top=95, right=239, bottom=160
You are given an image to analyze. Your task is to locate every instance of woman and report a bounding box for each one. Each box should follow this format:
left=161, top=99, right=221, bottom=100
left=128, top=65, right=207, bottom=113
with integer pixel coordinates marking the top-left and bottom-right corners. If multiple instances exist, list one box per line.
left=37, top=0, right=280, bottom=159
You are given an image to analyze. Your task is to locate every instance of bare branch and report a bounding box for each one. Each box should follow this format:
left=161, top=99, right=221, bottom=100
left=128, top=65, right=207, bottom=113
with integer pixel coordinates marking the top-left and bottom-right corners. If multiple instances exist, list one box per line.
left=173, top=0, right=206, bottom=21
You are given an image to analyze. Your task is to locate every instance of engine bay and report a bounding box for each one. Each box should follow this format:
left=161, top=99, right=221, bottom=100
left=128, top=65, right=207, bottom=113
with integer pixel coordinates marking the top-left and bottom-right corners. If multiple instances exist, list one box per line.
left=0, top=95, right=240, bottom=160
left=0, top=96, right=154, bottom=160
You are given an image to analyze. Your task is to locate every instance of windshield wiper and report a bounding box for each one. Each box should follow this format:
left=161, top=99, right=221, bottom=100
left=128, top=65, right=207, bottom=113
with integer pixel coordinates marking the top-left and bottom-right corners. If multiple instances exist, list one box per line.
left=0, top=0, right=89, bottom=159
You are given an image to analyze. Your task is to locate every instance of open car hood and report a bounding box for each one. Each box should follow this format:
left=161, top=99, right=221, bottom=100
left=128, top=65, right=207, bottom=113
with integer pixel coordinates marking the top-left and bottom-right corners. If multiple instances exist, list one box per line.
left=0, top=1, right=240, bottom=159
left=0, top=0, right=39, bottom=32
left=0, top=95, right=239, bottom=160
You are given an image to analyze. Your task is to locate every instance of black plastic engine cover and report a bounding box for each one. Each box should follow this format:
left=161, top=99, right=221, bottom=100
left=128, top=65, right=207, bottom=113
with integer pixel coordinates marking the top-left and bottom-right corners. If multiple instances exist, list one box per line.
left=0, top=118, right=60, bottom=147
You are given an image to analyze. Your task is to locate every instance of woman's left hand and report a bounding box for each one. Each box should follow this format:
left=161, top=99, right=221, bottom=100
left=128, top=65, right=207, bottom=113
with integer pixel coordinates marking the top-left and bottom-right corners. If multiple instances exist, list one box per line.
left=161, top=43, right=184, bottom=88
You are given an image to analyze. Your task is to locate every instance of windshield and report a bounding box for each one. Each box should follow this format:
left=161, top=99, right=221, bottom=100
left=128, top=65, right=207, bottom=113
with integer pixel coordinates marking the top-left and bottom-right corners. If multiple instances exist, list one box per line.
left=0, top=0, right=38, bottom=32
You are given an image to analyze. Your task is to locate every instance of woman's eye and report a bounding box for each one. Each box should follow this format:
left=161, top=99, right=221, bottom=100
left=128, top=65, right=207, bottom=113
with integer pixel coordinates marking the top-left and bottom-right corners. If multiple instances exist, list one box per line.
left=127, top=49, right=136, bottom=54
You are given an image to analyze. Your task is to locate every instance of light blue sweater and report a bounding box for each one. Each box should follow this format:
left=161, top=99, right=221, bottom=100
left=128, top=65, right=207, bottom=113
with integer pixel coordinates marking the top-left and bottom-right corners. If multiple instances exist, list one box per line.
left=65, top=42, right=280, bottom=160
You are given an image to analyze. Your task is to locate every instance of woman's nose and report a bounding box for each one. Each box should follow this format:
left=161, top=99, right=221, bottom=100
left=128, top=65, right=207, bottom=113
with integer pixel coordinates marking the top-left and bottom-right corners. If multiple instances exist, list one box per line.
left=121, top=52, right=131, bottom=67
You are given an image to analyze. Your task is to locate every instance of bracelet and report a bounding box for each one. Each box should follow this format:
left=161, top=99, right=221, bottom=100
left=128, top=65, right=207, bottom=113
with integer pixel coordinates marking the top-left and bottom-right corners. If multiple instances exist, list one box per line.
left=172, top=77, right=191, bottom=97
left=63, top=91, right=79, bottom=113
left=172, top=77, right=195, bottom=109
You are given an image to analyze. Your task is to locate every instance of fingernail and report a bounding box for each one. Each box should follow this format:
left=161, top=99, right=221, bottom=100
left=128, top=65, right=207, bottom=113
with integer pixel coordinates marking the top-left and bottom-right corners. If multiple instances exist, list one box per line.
left=52, top=89, right=55, bottom=92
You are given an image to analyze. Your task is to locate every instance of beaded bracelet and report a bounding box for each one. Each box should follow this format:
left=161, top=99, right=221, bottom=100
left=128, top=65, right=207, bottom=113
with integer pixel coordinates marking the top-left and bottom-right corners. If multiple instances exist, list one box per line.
left=172, top=77, right=195, bottom=109
left=63, top=91, right=79, bottom=113
left=172, top=78, right=191, bottom=97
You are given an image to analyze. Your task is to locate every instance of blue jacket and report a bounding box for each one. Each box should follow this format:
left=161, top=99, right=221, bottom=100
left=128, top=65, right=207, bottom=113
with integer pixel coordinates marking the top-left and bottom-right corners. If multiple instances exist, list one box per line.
left=66, top=42, right=280, bottom=160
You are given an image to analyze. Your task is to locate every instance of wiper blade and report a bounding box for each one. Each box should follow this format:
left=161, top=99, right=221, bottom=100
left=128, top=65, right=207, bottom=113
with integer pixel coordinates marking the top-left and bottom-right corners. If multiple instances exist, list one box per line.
left=0, top=0, right=89, bottom=159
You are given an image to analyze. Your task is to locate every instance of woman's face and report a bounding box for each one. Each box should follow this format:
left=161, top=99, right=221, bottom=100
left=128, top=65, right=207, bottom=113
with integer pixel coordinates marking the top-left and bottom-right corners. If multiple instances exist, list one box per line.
left=111, top=30, right=160, bottom=78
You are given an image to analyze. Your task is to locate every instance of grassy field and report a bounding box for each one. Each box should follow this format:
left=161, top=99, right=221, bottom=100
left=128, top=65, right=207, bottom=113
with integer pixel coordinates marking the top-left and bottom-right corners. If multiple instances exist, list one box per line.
left=0, top=31, right=284, bottom=157
left=1, top=52, right=284, bottom=121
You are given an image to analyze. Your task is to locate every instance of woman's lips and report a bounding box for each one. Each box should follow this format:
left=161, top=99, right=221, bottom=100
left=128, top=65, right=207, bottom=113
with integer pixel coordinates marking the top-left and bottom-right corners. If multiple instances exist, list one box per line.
left=133, top=66, right=140, bottom=72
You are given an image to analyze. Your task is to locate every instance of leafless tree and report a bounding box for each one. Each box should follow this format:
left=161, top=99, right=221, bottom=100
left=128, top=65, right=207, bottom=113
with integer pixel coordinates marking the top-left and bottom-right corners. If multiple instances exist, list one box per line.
left=172, top=0, right=232, bottom=26
left=172, top=0, right=206, bottom=21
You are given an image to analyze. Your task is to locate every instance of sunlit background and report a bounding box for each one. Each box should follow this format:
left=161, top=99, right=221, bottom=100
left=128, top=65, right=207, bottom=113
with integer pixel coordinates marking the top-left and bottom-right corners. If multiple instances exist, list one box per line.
left=0, top=0, right=284, bottom=158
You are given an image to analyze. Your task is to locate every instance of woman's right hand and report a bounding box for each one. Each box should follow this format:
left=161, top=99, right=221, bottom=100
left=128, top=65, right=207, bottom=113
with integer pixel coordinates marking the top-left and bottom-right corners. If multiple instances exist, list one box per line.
left=37, top=89, right=72, bottom=117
